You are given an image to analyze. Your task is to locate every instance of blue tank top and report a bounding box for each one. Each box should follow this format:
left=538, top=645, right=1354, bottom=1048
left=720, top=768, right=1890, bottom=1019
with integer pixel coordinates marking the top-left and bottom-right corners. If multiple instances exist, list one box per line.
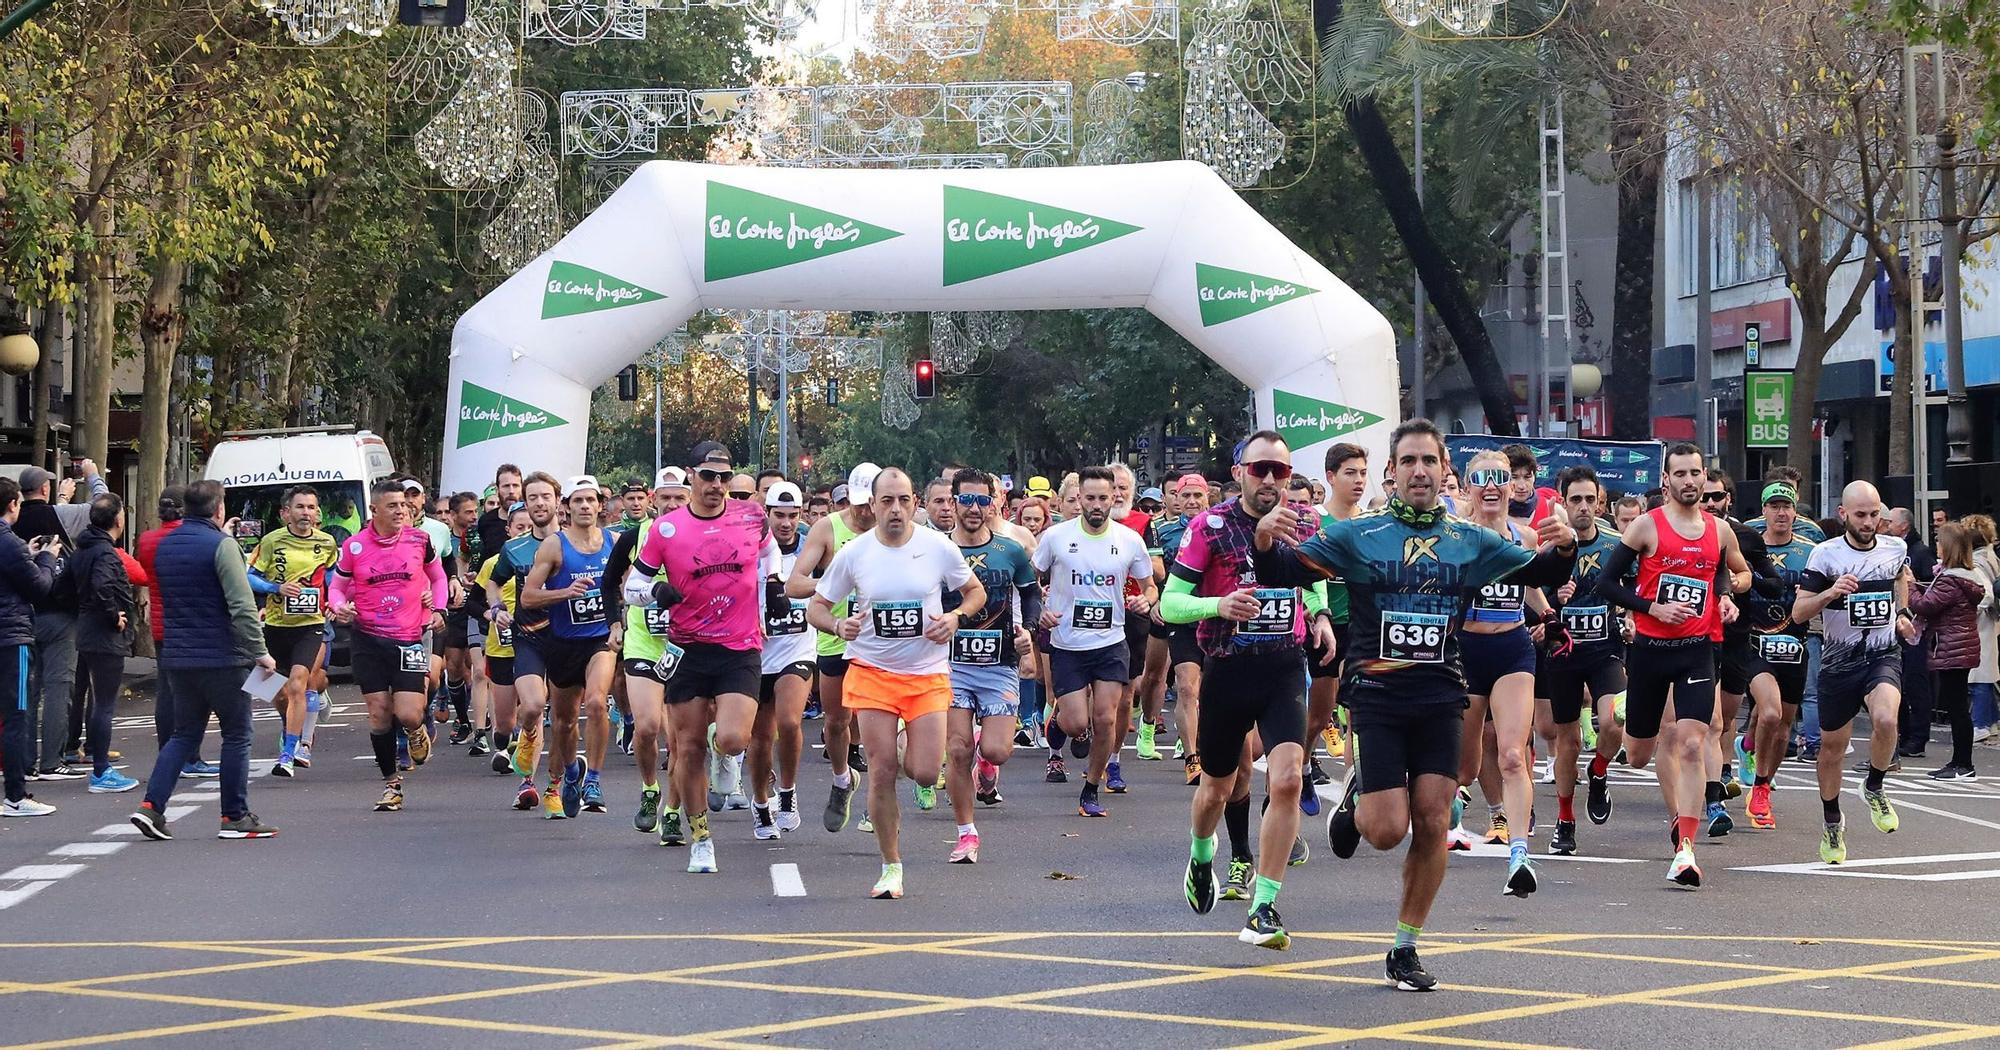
left=1466, top=521, right=1529, bottom=625
left=547, top=531, right=611, bottom=640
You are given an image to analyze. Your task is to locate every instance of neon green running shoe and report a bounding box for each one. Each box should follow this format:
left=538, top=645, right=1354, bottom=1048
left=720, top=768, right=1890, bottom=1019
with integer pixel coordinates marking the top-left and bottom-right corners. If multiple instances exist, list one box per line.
left=1861, top=787, right=1899, bottom=833
left=914, top=783, right=936, bottom=811
left=1221, top=859, right=1252, bottom=900
left=1819, top=820, right=1847, bottom=864
left=1580, top=712, right=1598, bottom=753
left=1136, top=721, right=1161, bottom=761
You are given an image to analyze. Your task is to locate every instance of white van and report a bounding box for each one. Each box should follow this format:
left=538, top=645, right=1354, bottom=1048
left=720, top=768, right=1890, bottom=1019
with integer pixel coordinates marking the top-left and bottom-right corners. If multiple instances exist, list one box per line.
left=204, top=426, right=397, bottom=550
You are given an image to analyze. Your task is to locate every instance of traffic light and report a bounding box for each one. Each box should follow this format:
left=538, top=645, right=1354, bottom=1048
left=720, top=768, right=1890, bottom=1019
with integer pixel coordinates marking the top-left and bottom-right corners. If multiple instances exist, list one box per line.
left=398, top=0, right=465, bottom=25
left=616, top=364, right=638, bottom=401
left=913, top=357, right=935, bottom=400
left=800, top=454, right=813, bottom=473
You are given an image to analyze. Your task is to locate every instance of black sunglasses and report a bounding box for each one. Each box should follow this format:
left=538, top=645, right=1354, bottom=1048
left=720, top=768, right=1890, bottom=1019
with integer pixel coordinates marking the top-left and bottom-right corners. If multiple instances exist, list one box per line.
left=1700, top=491, right=1729, bottom=502
left=695, top=468, right=732, bottom=483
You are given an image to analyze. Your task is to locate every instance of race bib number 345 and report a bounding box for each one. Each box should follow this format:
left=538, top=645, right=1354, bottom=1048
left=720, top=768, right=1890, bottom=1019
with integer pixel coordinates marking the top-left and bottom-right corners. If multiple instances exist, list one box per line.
left=871, top=600, right=924, bottom=639
left=1380, top=611, right=1448, bottom=664
left=1240, top=588, right=1295, bottom=637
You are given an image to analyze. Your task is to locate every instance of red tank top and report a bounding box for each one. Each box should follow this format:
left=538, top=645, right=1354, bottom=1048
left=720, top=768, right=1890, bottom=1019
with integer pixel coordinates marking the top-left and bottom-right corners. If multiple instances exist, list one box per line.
left=1634, top=506, right=1722, bottom=640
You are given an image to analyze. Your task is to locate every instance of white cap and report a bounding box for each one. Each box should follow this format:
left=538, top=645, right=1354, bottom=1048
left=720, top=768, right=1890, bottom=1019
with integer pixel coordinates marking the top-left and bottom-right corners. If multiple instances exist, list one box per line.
left=654, top=466, right=689, bottom=491
left=766, top=481, right=804, bottom=508
left=401, top=478, right=426, bottom=496
left=847, top=462, right=881, bottom=503
left=566, top=474, right=602, bottom=500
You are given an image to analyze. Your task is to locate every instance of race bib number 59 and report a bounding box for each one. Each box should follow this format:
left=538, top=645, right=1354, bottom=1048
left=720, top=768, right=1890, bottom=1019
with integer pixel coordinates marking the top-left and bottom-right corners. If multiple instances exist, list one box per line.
left=1072, top=600, right=1115, bottom=631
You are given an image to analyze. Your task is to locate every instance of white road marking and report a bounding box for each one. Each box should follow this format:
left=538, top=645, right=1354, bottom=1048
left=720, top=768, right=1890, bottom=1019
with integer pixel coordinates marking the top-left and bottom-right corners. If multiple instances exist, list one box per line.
left=0, top=883, right=53, bottom=910
left=93, top=823, right=140, bottom=836
left=1450, top=843, right=1647, bottom=865
left=49, top=842, right=127, bottom=857
left=770, top=862, right=807, bottom=897
left=164, top=805, right=200, bottom=820
left=1733, top=849, right=2000, bottom=881
left=1, top=864, right=87, bottom=881
left=1886, top=795, right=2000, bottom=833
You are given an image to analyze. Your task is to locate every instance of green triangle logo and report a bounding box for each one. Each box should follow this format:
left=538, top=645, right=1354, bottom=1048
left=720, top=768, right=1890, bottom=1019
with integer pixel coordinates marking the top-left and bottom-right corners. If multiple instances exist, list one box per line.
left=942, top=185, right=1142, bottom=285
left=456, top=381, right=570, bottom=449
left=1272, top=389, right=1384, bottom=447
left=540, top=260, right=666, bottom=320
left=704, top=182, right=903, bottom=281
left=1196, top=263, right=1319, bottom=326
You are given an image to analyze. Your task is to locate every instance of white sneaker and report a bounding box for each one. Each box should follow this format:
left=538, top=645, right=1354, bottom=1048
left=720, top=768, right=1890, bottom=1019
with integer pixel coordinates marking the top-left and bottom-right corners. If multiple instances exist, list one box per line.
left=687, top=837, right=718, bottom=873
left=1536, top=759, right=1556, bottom=784
left=2, top=796, right=57, bottom=817
left=1974, top=725, right=1992, bottom=744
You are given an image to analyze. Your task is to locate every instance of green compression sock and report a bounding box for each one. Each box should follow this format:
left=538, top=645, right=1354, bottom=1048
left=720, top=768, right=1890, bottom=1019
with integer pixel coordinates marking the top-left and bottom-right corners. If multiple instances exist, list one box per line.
left=1252, top=875, right=1281, bottom=909
left=1394, top=922, right=1421, bottom=949
left=1191, top=831, right=1217, bottom=865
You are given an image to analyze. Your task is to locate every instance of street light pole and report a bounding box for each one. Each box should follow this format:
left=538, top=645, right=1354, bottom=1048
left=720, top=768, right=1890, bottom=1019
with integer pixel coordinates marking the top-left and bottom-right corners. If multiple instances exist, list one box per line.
left=1412, top=75, right=1427, bottom=421
left=1939, top=128, right=1970, bottom=467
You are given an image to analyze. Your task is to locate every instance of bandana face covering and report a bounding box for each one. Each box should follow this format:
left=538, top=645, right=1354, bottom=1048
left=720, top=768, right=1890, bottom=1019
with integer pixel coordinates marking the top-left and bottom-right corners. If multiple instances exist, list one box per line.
left=1388, top=496, right=1446, bottom=529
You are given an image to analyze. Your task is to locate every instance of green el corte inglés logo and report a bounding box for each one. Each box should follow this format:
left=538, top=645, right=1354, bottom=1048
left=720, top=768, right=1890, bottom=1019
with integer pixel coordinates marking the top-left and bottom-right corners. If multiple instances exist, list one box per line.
left=1196, top=263, right=1319, bottom=326
left=1272, top=389, right=1383, bottom=447
left=456, top=381, right=569, bottom=449
left=942, top=185, right=1142, bottom=285
left=540, top=261, right=666, bottom=320
left=705, top=181, right=903, bottom=281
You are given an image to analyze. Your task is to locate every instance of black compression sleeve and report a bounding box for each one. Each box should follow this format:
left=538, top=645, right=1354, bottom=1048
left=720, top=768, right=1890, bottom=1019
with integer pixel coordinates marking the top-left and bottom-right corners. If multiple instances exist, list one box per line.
left=1585, top=542, right=1652, bottom=614
left=1018, top=582, right=1043, bottom=631
left=1506, top=545, right=1577, bottom=588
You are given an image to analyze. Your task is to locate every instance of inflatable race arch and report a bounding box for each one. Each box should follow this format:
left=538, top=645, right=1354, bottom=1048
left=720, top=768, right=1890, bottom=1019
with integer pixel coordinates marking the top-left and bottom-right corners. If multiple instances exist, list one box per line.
left=441, top=160, right=1398, bottom=493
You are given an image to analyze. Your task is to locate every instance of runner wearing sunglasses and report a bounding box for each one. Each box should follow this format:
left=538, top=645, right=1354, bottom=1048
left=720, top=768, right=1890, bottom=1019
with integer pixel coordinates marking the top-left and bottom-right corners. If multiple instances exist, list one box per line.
left=1251, top=419, right=1576, bottom=990
left=1453, top=451, right=1556, bottom=897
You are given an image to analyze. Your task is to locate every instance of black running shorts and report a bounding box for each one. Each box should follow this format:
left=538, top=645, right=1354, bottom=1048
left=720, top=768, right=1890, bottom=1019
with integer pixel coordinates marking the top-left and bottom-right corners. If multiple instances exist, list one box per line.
left=1624, top=634, right=1716, bottom=739
left=1195, top=649, right=1307, bottom=779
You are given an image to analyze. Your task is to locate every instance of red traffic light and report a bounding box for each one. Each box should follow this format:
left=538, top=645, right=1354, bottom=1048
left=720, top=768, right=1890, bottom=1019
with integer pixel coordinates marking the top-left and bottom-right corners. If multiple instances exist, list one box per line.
left=915, top=361, right=933, bottom=378
left=913, top=358, right=936, bottom=400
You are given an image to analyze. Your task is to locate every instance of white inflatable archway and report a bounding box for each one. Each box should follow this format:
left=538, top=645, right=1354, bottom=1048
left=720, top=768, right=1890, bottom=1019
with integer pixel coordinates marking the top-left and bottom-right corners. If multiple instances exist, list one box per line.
left=442, top=160, right=1398, bottom=493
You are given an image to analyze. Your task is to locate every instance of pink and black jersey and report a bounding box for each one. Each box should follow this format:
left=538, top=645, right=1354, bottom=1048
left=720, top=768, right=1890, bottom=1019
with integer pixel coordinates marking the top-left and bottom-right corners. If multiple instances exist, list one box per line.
left=330, top=523, right=449, bottom=643
left=1170, top=498, right=1314, bottom=659
left=635, top=502, right=776, bottom=651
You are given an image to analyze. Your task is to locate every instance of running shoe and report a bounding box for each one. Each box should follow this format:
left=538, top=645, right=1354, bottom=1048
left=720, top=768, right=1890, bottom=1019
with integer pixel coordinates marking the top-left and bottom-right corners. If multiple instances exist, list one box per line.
left=1747, top=784, right=1775, bottom=829
left=1504, top=852, right=1538, bottom=897
left=1013, top=725, right=1034, bottom=747
left=1105, top=760, right=1127, bottom=794
left=1549, top=819, right=1577, bottom=856
left=581, top=777, right=606, bottom=813
left=776, top=789, right=801, bottom=832
left=635, top=785, right=661, bottom=833
left=1580, top=713, right=1598, bottom=752
left=824, top=779, right=854, bottom=832
left=269, top=756, right=294, bottom=779
left=1299, top=774, right=1320, bottom=817
left=871, top=863, right=903, bottom=899
left=857, top=812, right=874, bottom=833
left=1045, top=756, right=1068, bottom=783
left=1136, top=721, right=1160, bottom=760
left=89, top=769, right=138, bottom=793
left=1386, top=946, right=1436, bottom=992
left=560, top=759, right=585, bottom=819
left=1928, top=764, right=1977, bottom=781
left=129, top=803, right=170, bottom=839
left=1819, top=820, right=1846, bottom=864
left=754, top=806, right=781, bottom=840
left=1288, top=835, right=1309, bottom=867
left=1485, top=813, right=1510, bottom=845
left=512, top=727, right=539, bottom=778
left=1445, top=827, right=1479, bottom=852
left=914, top=782, right=937, bottom=811
left=468, top=729, right=492, bottom=757
left=1799, top=741, right=1820, bottom=763
left=542, top=785, right=565, bottom=819
left=1185, top=856, right=1216, bottom=914
left=1861, top=786, right=1899, bottom=833
left=1046, top=720, right=1066, bottom=756
left=803, top=697, right=822, bottom=720
left=293, top=743, right=312, bottom=768
left=1586, top=771, right=1613, bottom=825
left=1078, top=783, right=1106, bottom=818
left=1321, top=724, right=1344, bottom=760
left=659, top=808, right=686, bottom=846
left=217, top=812, right=279, bottom=839
left=1668, top=844, right=1701, bottom=888
left=1327, top=765, right=1362, bottom=860
left=1184, top=754, right=1201, bottom=786
left=849, top=743, right=868, bottom=772
left=35, top=763, right=84, bottom=781
left=406, top=724, right=432, bottom=766
left=492, top=746, right=514, bottom=775
left=687, top=837, right=718, bottom=874
left=1735, top=734, right=1755, bottom=786
left=513, top=778, right=536, bottom=810
left=1536, top=758, right=1555, bottom=785
left=1222, top=859, right=1252, bottom=900
left=1240, top=903, right=1291, bottom=950
left=949, top=831, right=980, bottom=863
left=182, top=760, right=221, bottom=779
left=975, top=754, right=1000, bottom=800
left=377, top=780, right=405, bottom=813
left=1705, top=801, right=1733, bottom=838
left=1307, top=757, right=1331, bottom=786
left=449, top=721, right=473, bottom=746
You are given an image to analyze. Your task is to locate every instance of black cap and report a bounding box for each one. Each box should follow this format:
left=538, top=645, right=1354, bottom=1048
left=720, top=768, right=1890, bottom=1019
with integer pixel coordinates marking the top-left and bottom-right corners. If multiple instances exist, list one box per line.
left=622, top=480, right=648, bottom=495
left=691, top=440, right=734, bottom=470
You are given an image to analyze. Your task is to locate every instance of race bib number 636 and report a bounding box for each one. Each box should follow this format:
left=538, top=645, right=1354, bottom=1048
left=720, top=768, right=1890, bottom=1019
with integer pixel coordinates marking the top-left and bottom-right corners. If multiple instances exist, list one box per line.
left=1380, top=611, right=1448, bottom=663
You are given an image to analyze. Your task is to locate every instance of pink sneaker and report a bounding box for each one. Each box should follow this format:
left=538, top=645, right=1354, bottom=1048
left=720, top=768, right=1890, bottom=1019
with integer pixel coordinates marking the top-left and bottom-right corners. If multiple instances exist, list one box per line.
left=949, top=831, right=980, bottom=864
left=975, top=755, right=999, bottom=799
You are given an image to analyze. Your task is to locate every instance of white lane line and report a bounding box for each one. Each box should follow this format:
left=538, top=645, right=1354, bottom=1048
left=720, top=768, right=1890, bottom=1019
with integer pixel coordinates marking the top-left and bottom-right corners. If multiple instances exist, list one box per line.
left=0, top=883, right=54, bottom=910
left=49, top=842, right=127, bottom=857
left=164, top=805, right=201, bottom=820
left=770, top=863, right=807, bottom=897
left=1887, top=796, right=2000, bottom=833
left=1735, top=849, right=2000, bottom=871
left=1, top=864, right=87, bottom=881
left=94, top=823, right=140, bottom=836
left=1449, top=843, right=1647, bottom=865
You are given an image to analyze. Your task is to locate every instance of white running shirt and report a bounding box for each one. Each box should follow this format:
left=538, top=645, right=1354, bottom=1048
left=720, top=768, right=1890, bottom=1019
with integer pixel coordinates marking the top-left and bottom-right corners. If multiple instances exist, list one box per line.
left=815, top=527, right=973, bottom=676
left=760, top=536, right=815, bottom=674
left=1032, top=517, right=1153, bottom=652
left=1801, top=533, right=1909, bottom=661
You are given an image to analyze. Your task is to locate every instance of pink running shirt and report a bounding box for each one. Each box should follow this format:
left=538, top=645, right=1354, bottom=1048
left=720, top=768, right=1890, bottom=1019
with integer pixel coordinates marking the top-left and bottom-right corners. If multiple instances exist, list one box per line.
left=330, top=523, right=449, bottom=643
left=635, top=502, right=777, bottom=651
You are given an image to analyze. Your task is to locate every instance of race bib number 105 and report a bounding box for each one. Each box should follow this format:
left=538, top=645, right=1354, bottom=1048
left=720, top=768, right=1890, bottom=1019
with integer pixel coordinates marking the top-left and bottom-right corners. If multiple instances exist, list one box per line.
left=951, top=629, right=1003, bottom=665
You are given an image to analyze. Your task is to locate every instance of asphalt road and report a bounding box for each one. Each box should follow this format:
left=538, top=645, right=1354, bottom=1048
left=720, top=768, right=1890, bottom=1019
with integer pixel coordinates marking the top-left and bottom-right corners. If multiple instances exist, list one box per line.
left=5, top=682, right=2000, bottom=1050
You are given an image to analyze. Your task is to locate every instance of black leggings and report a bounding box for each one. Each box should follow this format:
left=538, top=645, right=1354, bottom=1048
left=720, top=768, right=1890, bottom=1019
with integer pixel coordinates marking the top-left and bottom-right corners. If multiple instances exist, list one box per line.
left=81, top=652, right=123, bottom=776
left=1937, top=667, right=1973, bottom=770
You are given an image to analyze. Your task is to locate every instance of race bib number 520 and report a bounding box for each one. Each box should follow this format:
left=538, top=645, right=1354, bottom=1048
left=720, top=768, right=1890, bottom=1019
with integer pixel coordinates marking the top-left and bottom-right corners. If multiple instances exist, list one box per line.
left=284, top=587, right=322, bottom=616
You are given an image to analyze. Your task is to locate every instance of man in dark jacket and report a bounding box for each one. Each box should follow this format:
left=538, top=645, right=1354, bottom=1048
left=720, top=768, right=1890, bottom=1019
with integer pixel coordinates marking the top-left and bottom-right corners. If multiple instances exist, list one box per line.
left=73, top=495, right=139, bottom=793
left=135, top=485, right=216, bottom=778
left=129, top=480, right=278, bottom=841
left=0, top=475, right=62, bottom=817
left=473, top=464, right=522, bottom=573
left=16, top=461, right=105, bottom=780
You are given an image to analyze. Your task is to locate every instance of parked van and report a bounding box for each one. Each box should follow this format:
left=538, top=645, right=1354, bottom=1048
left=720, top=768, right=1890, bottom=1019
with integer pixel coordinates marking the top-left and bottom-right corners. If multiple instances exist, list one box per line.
left=204, top=426, right=397, bottom=551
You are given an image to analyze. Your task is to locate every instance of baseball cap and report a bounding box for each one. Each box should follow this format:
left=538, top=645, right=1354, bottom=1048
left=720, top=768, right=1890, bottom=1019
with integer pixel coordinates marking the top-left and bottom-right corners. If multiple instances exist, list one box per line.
left=1173, top=474, right=1209, bottom=494
left=691, top=441, right=734, bottom=471
left=1761, top=482, right=1798, bottom=506
left=766, top=481, right=804, bottom=508
left=566, top=475, right=602, bottom=500
left=1025, top=475, right=1054, bottom=498
left=482, top=484, right=498, bottom=500
left=1138, top=486, right=1165, bottom=506
left=17, top=466, right=51, bottom=493
left=622, top=480, right=647, bottom=495
left=847, top=462, right=881, bottom=502
left=655, top=466, right=689, bottom=492
left=402, top=478, right=426, bottom=496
